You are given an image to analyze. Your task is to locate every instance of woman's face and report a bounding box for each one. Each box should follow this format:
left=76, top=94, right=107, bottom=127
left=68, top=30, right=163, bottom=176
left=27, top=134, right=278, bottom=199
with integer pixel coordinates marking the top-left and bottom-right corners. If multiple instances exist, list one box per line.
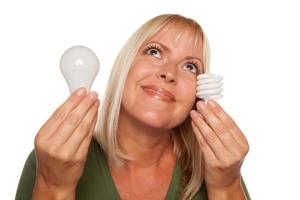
left=121, top=23, right=204, bottom=131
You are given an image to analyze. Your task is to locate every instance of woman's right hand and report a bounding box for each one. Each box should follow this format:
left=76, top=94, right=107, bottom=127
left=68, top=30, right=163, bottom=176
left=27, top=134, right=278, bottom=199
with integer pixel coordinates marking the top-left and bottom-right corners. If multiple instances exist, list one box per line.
left=32, top=88, right=100, bottom=199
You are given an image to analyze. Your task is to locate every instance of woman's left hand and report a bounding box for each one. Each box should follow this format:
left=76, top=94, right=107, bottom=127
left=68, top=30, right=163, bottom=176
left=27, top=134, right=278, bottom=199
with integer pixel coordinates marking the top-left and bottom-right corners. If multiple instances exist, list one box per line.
left=190, top=100, right=249, bottom=191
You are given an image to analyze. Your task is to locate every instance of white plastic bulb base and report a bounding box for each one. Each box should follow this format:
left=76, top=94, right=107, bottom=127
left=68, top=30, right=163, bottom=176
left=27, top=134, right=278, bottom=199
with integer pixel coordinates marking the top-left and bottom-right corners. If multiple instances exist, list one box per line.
left=196, top=73, right=223, bottom=101
left=60, top=45, right=100, bottom=94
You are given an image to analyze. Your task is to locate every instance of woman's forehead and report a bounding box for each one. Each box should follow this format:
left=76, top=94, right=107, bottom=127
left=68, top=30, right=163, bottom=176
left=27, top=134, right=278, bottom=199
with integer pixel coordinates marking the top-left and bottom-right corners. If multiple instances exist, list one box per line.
left=147, top=22, right=203, bottom=56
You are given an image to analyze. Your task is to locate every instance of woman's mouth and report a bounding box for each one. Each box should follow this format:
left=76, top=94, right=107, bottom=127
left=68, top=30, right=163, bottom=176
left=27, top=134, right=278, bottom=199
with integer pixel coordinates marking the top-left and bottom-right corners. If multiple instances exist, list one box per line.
left=141, top=85, right=176, bottom=103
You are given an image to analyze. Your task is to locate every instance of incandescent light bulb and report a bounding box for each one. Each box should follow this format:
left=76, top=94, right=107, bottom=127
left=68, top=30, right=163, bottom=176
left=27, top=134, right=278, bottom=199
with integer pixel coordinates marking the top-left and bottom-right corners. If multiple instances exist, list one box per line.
left=60, top=45, right=99, bottom=94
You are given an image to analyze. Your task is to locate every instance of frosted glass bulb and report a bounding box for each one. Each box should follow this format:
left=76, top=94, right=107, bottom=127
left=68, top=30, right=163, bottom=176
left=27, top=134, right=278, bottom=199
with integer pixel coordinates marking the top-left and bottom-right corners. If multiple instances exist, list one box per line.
left=196, top=73, right=223, bottom=102
left=60, top=45, right=99, bottom=94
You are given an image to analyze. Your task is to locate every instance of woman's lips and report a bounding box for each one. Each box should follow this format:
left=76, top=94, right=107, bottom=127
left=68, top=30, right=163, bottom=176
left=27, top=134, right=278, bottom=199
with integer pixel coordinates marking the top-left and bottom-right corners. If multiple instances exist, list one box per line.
left=141, top=85, right=176, bottom=103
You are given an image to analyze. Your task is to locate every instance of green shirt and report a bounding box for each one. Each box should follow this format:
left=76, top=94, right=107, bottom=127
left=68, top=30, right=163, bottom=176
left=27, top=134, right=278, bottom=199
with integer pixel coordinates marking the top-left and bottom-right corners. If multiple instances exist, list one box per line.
left=15, top=139, right=250, bottom=199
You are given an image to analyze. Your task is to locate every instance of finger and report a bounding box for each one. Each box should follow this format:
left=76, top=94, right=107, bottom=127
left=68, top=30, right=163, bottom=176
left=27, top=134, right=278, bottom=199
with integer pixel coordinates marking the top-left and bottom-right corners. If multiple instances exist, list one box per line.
left=64, top=99, right=99, bottom=155
left=190, top=110, right=229, bottom=160
left=38, top=87, right=87, bottom=139
left=75, top=110, right=98, bottom=159
left=207, top=100, right=249, bottom=147
left=191, top=119, right=218, bottom=165
left=50, top=91, right=98, bottom=145
left=196, top=101, right=243, bottom=156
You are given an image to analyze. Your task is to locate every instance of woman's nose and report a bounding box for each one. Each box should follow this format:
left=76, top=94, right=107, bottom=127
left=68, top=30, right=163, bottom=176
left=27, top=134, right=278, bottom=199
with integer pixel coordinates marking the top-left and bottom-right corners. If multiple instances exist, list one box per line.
left=157, top=62, right=177, bottom=84
left=157, top=70, right=177, bottom=84
left=159, top=72, right=175, bottom=83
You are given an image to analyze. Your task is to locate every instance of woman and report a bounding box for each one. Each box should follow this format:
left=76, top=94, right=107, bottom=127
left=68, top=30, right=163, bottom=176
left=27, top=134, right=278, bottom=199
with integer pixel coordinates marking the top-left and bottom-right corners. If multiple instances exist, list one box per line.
left=16, top=14, right=250, bottom=200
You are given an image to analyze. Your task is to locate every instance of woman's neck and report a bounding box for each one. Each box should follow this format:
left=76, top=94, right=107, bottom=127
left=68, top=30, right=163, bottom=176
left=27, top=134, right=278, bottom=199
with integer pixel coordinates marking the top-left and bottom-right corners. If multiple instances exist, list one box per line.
left=116, top=108, right=175, bottom=170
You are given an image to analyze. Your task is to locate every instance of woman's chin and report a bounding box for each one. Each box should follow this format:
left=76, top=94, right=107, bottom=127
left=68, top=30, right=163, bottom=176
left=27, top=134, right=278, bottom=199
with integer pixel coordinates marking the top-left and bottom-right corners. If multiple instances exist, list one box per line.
left=137, top=111, right=177, bottom=130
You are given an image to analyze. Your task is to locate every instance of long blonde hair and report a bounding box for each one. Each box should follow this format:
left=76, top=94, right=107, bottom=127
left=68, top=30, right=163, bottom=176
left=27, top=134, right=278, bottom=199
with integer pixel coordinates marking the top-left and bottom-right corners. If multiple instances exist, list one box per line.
left=94, top=14, right=211, bottom=200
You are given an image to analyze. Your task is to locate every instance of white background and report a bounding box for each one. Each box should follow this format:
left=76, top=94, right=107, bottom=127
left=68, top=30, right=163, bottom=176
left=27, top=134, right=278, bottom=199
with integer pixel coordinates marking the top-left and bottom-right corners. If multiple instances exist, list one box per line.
left=1, top=0, right=299, bottom=199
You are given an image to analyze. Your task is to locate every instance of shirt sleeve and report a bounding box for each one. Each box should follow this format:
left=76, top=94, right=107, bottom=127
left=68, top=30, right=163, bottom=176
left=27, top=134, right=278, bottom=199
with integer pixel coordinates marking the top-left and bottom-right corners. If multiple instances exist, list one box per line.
left=241, top=175, right=251, bottom=200
left=15, top=149, right=36, bottom=200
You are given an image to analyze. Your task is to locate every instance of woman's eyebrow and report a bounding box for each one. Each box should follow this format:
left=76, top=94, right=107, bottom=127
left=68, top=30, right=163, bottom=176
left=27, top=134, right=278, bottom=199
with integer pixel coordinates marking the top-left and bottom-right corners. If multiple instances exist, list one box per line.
left=184, top=56, right=204, bottom=68
left=148, top=41, right=171, bottom=53
left=145, top=41, right=204, bottom=67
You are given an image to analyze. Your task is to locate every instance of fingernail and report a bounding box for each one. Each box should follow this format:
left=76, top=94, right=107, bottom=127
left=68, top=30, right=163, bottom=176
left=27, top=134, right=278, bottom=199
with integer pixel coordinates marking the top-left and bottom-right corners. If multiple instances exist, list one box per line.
left=190, top=110, right=204, bottom=119
left=208, top=100, right=217, bottom=108
left=190, top=110, right=197, bottom=118
left=95, top=99, right=100, bottom=106
left=197, top=101, right=206, bottom=109
left=75, top=87, right=86, bottom=96
left=88, top=91, right=98, bottom=99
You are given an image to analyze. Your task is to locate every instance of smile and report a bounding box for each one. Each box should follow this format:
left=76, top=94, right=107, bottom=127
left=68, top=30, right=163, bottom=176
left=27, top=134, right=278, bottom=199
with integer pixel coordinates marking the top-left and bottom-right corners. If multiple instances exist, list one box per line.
left=141, top=85, right=176, bottom=103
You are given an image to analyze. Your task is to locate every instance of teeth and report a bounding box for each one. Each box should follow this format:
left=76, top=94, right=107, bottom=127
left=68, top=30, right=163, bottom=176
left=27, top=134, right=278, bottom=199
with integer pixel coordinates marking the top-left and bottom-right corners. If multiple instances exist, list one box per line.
left=196, top=73, right=223, bottom=100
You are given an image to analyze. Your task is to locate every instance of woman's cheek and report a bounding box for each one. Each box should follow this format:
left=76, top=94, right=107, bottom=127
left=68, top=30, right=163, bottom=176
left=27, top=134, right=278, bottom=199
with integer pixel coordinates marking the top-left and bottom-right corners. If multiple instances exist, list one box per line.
left=182, top=80, right=197, bottom=113
left=181, top=77, right=197, bottom=99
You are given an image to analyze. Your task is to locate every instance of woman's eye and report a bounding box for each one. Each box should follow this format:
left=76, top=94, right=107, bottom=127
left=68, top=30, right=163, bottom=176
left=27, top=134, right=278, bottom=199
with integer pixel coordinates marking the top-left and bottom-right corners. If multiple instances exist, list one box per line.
left=184, top=63, right=198, bottom=74
left=145, top=48, right=161, bottom=58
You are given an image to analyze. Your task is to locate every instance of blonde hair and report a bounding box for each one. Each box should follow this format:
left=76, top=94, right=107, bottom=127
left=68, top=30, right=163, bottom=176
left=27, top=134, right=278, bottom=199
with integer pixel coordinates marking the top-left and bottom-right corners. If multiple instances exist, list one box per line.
left=94, top=14, right=211, bottom=200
